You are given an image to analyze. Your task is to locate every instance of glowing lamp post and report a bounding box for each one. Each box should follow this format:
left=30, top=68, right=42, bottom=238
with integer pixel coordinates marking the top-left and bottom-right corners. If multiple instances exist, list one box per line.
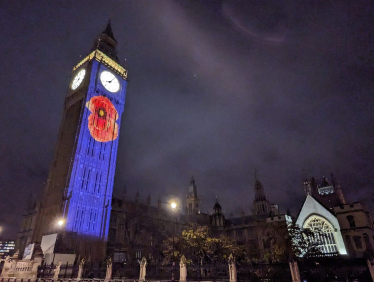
left=53, top=218, right=65, bottom=265
left=57, top=219, right=64, bottom=227
left=170, top=202, right=177, bottom=282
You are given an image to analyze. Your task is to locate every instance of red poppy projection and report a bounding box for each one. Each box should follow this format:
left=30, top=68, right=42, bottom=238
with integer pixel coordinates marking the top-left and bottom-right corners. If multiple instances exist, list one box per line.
left=86, top=96, right=119, bottom=142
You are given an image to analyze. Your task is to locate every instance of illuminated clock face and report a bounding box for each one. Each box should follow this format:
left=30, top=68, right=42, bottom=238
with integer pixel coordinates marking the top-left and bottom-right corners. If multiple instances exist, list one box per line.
left=71, top=69, right=86, bottom=90
left=100, top=70, right=120, bottom=93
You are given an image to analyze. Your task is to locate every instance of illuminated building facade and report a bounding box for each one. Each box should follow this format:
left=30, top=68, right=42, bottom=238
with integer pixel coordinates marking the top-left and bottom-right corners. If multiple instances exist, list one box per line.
left=0, top=240, right=15, bottom=259
left=297, top=175, right=374, bottom=258
left=26, top=22, right=128, bottom=258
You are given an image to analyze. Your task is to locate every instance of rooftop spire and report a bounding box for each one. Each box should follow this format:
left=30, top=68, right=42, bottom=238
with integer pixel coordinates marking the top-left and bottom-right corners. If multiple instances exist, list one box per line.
left=135, top=188, right=139, bottom=203
left=92, top=20, right=119, bottom=62
left=254, top=174, right=267, bottom=202
left=103, top=19, right=117, bottom=42
left=122, top=184, right=127, bottom=201
left=189, top=176, right=197, bottom=196
left=252, top=172, right=271, bottom=215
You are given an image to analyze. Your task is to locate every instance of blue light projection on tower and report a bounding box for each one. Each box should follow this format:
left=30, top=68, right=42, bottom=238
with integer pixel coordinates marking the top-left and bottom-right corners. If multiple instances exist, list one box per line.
left=60, top=25, right=128, bottom=240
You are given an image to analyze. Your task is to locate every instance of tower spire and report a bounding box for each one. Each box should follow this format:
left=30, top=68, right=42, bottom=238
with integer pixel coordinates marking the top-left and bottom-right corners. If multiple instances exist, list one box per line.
left=186, top=177, right=199, bottom=215
left=122, top=183, right=127, bottom=201
left=147, top=191, right=151, bottom=206
left=92, top=20, right=119, bottom=62
left=135, top=188, right=140, bottom=204
left=252, top=172, right=271, bottom=215
left=254, top=176, right=266, bottom=202
left=103, top=19, right=116, bottom=41
left=189, top=176, right=197, bottom=197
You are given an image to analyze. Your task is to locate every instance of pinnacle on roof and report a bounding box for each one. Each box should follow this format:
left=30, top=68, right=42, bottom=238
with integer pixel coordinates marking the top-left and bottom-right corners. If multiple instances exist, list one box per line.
left=254, top=175, right=267, bottom=202
left=190, top=176, right=195, bottom=185
left=103, top=19, right=117, bottom=42
left=189, top=176, right=197, bottom=196
left=92, top=20, right=119, bottom=62
left=214, top=198, right=222, bottom=210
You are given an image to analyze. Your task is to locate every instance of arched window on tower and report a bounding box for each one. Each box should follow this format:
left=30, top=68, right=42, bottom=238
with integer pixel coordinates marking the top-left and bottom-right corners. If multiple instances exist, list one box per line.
left=353, top=236, right=363, bottom=249
left=363, top=233, right=372, bottom=250
left=345, top=235, right=354, bottom=256
left=303, top=215, right=338, bottom=256
left=346, top=215, right=356, bottom=228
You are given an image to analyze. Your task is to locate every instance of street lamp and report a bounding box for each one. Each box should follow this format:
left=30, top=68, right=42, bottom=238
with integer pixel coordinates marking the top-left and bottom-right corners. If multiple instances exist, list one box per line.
left=53, top=218, right=65, bottom=263
left=57, top=219, right=64, bottom=227
left=170, top=202, right=177, bottom=282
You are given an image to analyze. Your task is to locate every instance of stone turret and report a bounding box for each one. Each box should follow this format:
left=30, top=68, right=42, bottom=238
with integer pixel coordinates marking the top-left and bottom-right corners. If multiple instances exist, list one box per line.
left=186, top=177, right=200, bottom=215
left=303, top=173, right=346, bottom=208
left=211, top=198, right=225, bottom=227
left=252, top=172, right=271, bottom=215
left=135, top=189, right=140, bottom=204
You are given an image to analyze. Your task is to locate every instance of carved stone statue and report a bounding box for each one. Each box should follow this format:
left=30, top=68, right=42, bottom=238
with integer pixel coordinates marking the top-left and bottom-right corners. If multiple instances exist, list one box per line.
left=139, top=257, right=148, bottom=282
left=77, top=258, right=85, bottom=279
left=179, top=255, right=187, bottom=282
left=105, top=257, right=112, bottom=280
left=54, top=261, right=62, bottom=279
left=228, top=254, right=237, bottom=282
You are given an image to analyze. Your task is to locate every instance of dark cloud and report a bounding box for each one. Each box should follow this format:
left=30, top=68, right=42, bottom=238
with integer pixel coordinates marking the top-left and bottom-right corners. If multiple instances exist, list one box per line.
left=1, top=0, right=374, bottom=238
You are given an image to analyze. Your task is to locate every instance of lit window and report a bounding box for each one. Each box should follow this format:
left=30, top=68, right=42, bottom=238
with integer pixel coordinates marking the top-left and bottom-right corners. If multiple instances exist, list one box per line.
left=303, top=216, right=338, bottom=255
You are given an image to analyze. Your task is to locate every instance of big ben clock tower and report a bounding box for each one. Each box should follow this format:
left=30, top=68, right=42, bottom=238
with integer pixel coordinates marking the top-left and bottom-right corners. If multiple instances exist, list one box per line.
left=32, top=21, right=128, bottom=258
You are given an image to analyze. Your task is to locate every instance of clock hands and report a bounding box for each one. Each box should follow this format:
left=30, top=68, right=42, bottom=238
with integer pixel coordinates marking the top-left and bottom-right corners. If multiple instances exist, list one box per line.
left=105, top=77, right=115, bottom=84
left=100, top=71, right=119, bottom=92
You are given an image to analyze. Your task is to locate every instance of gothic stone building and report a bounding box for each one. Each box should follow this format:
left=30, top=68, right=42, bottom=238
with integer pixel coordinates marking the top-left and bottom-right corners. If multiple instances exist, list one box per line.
left=296, top=174, right=374, bottom=258
left=107, top=176, right=291, bottom=263
left=108, top=174, right=374, bottom=263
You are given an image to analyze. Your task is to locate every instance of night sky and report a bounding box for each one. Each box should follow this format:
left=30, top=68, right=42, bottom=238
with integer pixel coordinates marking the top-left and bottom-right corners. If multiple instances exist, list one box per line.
left=1, top=1, right=374, bottom=238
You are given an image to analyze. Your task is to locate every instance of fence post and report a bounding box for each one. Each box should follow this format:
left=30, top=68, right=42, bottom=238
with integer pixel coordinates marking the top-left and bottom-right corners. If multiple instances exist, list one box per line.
left=289, top=260, right=301, bottom=282
left=179, top=255, right=187, bottom=282
left=367, top=259, right=374, bottom=282
left=64, top=262, right=68, bottom=278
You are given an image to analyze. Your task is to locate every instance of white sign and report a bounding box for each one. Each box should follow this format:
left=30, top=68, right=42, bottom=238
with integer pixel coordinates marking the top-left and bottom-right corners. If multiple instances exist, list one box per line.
left=22, top=243, right=35, bottom=260
left=41, top=233, right=58, bottom=254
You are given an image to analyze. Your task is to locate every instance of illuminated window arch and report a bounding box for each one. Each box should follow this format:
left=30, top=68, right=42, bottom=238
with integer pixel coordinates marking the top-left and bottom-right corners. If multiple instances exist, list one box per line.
left=303, top=215, right=338, bottom=255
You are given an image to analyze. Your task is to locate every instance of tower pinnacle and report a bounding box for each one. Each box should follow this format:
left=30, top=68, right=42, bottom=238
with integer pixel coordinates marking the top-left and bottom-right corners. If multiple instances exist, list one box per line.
left=147, top=191, right=151, bottom=206
left=254, top=177, right=267, bottom=202
left=252, top=172, right=271, bottom=215
left=103, top=20, right=116, bottom=41
left=92, top=21, right=119, bottom=62
left=186, top=177, right=199, bottom=215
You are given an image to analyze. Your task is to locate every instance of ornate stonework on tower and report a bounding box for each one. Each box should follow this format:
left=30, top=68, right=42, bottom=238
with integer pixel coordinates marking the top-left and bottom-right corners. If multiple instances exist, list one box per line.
left=303, top=173, right=346, bottom=208
left=252, top=173, right=271, bottom=215
left=29, top=21, right=128, bottom=258
left=186, top=177, right=200, bottom=215
left=211, top=199, right=225, bottom=228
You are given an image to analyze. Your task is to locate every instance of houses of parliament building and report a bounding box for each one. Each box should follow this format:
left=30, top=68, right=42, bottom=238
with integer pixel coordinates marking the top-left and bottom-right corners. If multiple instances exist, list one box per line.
left=105, top=173, right=374, bottom=264
left=14, top=22, right=374, bottom=265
